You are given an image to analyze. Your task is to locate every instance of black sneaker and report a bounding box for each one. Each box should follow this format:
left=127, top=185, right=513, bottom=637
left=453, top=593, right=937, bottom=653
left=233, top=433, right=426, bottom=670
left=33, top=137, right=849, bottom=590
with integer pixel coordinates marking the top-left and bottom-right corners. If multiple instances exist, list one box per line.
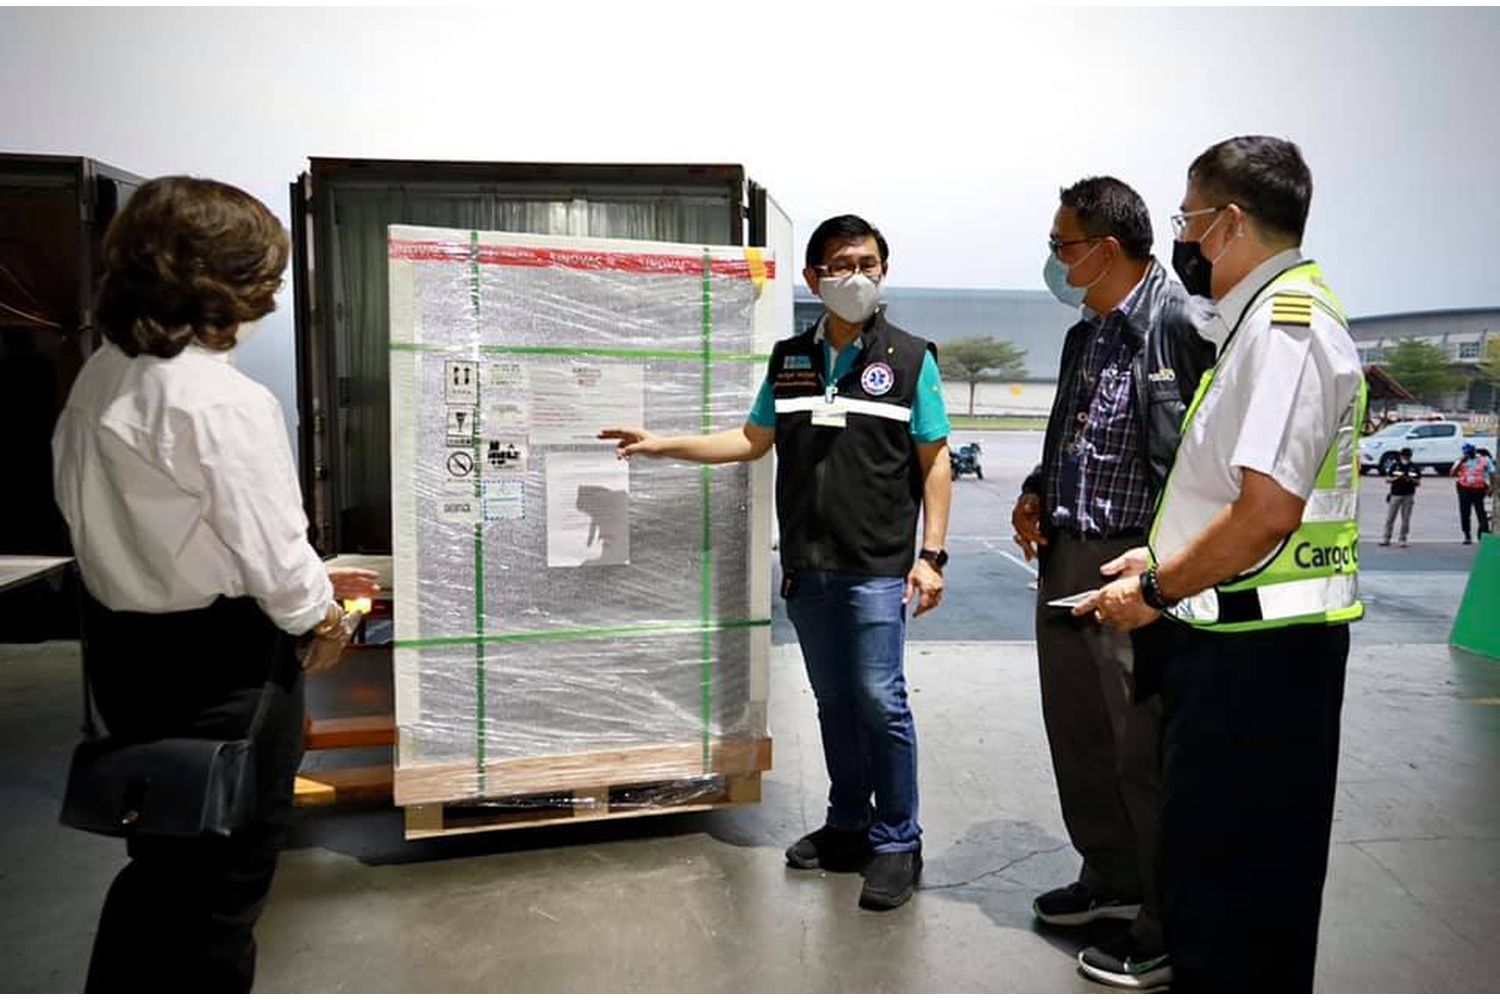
left=1032, top=881, right=1141, bottom=926
left=1078, top=934, right=1172, bottom=990
left=858, top=849, right=922, bottom=910
left=785, top=825, right=872, bottom=872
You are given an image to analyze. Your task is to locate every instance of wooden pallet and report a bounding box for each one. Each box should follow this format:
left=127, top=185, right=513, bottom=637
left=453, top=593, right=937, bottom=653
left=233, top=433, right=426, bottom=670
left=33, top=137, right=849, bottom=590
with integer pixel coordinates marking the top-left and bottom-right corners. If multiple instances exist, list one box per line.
left=403, top=772, right=762, bottom=838
left=394, top=736, right=772, bottom=806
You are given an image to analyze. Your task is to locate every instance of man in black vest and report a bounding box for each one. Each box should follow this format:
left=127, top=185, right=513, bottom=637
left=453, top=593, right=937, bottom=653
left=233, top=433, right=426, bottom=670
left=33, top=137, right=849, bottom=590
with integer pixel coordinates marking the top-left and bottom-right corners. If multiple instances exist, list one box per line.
left=601, top=215, right=952, bottom=911
left=1380, top=447, right=1420, bottom=547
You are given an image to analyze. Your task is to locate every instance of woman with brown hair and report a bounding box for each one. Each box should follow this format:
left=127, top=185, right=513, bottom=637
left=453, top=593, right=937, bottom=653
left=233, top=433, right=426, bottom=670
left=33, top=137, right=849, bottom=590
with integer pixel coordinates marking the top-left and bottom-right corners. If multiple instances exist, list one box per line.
left=51, top=176, right=375, bottom=991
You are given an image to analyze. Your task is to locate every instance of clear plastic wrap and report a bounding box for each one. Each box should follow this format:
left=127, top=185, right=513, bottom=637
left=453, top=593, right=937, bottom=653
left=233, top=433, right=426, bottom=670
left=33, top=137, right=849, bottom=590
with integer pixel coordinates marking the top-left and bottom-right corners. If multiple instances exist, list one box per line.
left=386, top=225, right=778, bottom=812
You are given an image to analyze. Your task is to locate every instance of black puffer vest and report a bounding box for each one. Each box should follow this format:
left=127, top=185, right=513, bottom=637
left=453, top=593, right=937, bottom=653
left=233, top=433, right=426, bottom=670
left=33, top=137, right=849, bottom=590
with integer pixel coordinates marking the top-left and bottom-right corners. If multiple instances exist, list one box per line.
left=769, top=313, right=936, bottom=577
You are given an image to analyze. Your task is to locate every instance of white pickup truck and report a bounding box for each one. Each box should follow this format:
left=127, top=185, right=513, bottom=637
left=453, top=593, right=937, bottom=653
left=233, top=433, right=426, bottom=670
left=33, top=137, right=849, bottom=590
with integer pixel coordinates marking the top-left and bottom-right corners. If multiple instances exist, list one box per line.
left=1359, top=420, right=1500, bottom=475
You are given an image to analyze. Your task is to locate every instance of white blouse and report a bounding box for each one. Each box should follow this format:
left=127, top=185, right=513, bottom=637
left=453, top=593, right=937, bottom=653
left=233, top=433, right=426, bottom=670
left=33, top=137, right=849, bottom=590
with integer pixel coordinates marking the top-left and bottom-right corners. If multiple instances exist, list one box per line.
left=52, top=339, right=332, bottom=635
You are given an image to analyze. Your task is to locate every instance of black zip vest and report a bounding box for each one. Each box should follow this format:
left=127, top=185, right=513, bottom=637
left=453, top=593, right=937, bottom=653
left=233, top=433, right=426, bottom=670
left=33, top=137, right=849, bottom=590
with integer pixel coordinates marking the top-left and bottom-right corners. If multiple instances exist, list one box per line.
left=769, top=313, right=937, bottom=577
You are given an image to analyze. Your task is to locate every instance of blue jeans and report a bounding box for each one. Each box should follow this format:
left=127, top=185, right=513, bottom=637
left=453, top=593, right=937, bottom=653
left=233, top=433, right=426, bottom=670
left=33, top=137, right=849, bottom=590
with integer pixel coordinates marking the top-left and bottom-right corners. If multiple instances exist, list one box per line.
left=785, top=570, right=921, bottom=854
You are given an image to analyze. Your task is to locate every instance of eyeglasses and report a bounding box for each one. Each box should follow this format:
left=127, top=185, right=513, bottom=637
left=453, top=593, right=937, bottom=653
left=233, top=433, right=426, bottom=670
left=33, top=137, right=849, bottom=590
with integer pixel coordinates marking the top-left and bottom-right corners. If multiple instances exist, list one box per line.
left=1047, top=236, right=1101, bottom=256
left=1170, top=206, right=1224, bottom=238
left=815, top=257, right=884, bottom=279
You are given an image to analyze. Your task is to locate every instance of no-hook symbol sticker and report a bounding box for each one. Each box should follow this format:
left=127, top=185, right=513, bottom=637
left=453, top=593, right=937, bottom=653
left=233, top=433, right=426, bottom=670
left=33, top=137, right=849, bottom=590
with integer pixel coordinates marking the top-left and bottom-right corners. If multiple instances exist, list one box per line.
left=447, top=451, right=474, bottom=478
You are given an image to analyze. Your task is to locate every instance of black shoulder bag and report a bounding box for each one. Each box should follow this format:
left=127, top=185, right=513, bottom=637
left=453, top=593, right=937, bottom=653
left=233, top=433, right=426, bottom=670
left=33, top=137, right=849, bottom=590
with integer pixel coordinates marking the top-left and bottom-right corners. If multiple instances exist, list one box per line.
left=59, top=670, right=272, bottom=839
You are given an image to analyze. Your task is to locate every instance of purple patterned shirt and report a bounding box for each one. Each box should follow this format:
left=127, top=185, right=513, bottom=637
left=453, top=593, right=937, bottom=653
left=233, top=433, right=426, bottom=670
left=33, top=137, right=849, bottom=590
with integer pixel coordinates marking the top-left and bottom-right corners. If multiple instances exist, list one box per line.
left=1046, top=284, right=1156, bottom=535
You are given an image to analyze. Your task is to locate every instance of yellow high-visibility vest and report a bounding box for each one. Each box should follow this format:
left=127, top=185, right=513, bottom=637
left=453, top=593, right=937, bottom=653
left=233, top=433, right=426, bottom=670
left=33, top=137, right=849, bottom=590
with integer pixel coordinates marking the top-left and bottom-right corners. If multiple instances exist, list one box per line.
left=1149, top=261, right=1367, bottom=632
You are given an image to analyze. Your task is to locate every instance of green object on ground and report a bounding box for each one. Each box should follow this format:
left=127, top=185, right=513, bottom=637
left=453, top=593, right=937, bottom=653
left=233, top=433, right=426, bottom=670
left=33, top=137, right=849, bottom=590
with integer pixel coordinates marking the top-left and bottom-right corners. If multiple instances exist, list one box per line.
left=1451, top=535, right=1500, bottom=659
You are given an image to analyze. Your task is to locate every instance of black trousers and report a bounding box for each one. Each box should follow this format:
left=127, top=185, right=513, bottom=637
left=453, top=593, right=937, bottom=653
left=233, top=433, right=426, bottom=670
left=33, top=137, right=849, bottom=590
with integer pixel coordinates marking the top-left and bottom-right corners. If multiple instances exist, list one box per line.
left=1161, top=621, right=1349, bottom=992
left=1036, top=533, right=1164, bottom=951
left=1458, top=486, right=1491, bottom=539
left=79, top=592, right=305, bottom=993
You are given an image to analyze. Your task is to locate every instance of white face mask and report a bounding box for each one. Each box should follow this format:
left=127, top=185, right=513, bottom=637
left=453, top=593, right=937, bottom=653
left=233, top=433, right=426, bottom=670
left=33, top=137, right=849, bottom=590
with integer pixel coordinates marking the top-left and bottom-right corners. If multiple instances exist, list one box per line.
left=1200, top=307, right=1231, bottom=349
left=818, top=272, right=882, bottom=324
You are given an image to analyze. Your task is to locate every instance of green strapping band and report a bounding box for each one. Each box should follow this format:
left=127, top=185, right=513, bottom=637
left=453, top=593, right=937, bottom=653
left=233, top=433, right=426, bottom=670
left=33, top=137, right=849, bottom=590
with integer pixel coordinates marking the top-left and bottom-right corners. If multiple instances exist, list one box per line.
left=468, top=231, right=486, bottom=794
left=699, top=252, right=714, bottom=771
left=391, top=618, right=772, bottom=650
left=389, top=341, right=768, bottom=364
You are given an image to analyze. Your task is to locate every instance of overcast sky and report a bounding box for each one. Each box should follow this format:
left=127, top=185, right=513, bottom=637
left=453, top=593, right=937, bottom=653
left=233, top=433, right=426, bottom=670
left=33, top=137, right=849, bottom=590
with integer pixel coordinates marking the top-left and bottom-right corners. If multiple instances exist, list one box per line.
left=4, top=5, right=1497, bottom=408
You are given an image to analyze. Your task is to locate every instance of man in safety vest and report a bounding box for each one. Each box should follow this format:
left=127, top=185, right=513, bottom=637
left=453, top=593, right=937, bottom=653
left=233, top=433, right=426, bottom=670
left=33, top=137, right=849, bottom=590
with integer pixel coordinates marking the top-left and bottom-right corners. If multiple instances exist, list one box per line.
left=1078, top=136, right=1365, bottom=991
left=1453, top=442, right=1493, bottom=542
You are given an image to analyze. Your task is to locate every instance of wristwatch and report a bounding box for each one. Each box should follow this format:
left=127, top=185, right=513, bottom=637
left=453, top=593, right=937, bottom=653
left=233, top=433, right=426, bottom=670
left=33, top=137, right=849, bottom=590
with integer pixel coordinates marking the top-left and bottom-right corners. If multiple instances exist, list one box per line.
left=918, top=548, right=949, bottom=573
left=305, top=602, right=347, bottom=640
left=298, top=602, right=357, bottom=671
left=1140, top=567, right=1175, bottom=611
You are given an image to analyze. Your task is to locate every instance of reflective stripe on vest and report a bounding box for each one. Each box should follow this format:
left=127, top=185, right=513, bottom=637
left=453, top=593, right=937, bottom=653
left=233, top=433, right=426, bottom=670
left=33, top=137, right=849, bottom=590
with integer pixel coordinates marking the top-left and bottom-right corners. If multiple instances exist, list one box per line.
left=1149, top=261, right=1367, bottom=632
left=773, top=396, right=913, bottom=423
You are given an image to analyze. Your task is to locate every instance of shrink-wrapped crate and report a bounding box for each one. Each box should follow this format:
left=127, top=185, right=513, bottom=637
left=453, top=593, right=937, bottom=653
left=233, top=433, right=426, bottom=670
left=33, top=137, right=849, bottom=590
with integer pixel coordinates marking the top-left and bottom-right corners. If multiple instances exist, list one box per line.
left=386, top=225, right=775, bottom=818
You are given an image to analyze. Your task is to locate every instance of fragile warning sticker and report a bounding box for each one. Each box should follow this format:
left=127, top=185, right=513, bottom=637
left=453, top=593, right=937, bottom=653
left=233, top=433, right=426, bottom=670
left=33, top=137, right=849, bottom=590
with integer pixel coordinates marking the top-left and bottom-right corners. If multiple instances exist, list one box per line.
left=446, top=407, right=474, bottom=446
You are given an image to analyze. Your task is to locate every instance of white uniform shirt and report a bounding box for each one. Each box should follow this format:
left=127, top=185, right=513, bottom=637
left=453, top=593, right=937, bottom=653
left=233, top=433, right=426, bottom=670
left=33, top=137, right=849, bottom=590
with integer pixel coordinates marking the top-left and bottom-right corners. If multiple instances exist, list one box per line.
left=1153, top=249, right=1364, bottom=567
left=52, top=340, right=333, bottom=635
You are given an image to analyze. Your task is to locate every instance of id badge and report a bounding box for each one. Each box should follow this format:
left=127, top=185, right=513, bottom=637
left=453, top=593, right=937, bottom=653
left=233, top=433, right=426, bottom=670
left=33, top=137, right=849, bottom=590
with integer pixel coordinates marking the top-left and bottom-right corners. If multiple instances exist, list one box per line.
left=811, top=403, right=847, bottom=429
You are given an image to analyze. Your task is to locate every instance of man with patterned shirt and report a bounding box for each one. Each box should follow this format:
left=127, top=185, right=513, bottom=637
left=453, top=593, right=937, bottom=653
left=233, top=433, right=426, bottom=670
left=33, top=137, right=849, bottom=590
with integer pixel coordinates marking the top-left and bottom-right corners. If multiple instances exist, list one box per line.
left=1012, top=176, right=1213, bottom=989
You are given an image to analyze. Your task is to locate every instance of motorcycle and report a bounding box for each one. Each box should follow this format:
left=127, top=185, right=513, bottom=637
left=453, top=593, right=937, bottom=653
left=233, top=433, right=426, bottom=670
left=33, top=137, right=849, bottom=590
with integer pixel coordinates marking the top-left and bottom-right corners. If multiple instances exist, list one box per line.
left=950, top=442, right=983, bottom=480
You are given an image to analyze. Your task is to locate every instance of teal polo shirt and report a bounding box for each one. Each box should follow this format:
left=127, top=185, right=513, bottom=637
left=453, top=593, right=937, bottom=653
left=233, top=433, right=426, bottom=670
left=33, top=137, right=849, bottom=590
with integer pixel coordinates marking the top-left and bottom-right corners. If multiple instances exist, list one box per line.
left=747, top=333, right=951, bottom=443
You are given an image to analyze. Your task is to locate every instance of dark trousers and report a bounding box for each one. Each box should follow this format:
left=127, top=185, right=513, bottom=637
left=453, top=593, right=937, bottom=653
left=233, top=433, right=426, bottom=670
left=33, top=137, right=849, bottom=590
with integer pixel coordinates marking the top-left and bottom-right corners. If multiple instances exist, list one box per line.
left=79, top=592, right=305, bottom=993
left=1036, top=534, right=1164, bottom=951
left=1458, top=486, right=1491, bottom=539
left=1162, top=621, right=1348, bottom=992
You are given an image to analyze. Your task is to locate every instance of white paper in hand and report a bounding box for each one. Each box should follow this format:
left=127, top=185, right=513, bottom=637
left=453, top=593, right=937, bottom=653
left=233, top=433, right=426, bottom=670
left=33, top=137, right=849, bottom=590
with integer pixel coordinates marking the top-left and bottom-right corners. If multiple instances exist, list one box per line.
left=1045, top=590, right=1097, bottom=610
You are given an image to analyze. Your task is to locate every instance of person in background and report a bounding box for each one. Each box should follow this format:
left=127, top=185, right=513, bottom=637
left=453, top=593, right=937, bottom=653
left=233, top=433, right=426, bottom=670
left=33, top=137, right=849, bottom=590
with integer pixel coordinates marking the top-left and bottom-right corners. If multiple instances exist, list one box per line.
left=52, top=176, right=378, bottom=992
left=1380, top=446, right=1420, bottom=547
left=1453, top=443, right=1493, bottom=543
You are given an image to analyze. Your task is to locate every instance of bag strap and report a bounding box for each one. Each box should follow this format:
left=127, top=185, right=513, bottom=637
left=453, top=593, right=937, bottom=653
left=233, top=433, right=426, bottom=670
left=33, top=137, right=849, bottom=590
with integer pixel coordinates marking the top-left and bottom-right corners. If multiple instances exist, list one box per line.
left=78, top=611, right=102, bottom=740
left=80, top=658, right=100, bottom=740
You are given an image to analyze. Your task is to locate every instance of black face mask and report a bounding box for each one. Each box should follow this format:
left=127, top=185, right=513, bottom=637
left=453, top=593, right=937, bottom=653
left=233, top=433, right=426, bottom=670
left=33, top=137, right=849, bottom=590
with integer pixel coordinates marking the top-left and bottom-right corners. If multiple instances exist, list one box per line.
left=1172, top=239, right=1213, bottom=298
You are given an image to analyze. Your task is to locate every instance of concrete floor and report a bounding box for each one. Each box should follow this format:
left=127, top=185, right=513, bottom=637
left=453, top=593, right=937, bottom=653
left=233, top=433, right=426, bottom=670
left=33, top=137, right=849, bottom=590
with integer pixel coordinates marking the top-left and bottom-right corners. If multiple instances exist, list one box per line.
left=2, top=433, right=1498, bottom=991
